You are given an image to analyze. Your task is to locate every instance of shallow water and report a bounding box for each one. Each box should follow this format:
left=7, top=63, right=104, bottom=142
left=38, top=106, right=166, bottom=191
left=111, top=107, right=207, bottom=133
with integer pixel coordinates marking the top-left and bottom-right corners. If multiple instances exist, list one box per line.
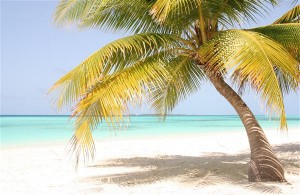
left=1, top=115, right=299, bottom=146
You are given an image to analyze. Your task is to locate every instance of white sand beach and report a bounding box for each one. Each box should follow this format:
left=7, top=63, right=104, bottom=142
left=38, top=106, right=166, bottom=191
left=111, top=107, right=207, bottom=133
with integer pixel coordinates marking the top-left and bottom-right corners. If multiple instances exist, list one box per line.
left=1, top=128, right=299, bottom=195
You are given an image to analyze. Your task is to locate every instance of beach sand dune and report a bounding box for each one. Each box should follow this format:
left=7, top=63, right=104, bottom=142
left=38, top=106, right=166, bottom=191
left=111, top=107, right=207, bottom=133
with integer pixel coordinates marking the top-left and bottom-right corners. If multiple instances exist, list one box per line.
left=1, top=129, right=299, bottom=194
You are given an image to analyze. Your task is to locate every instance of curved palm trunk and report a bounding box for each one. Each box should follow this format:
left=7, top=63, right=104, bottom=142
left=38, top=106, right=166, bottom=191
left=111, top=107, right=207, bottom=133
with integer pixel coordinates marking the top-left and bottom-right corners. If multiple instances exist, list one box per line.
left=206, top=71, right=286, bottom=182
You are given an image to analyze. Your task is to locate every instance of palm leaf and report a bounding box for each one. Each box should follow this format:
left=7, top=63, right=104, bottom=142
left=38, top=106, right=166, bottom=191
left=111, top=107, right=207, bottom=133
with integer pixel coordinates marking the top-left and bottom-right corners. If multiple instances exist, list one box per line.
left=67, top=119, right=95, bottom=167
left=205, top=0, right=277, bottom=28
left=150, top=0, right=198, bottom=23
left=69, top=54, right=171, bottom=165
left=149, top=56, right=206, bottom=116
left=250, top=23, right=300, bottom=61
left=273, top=4, right=300, bottom=24
left=54, top=0, right=183, bottom=34
left=54, top=0, right=91, bottom=26
left=199, top=30, right=300, bottom=129
left=48, top=33, right=184, bottom=110
left=150, top=0, right=277, bottom=28
left=80, top=0, right=177, bottom=34
left=54, top=0, right=282, bottom=34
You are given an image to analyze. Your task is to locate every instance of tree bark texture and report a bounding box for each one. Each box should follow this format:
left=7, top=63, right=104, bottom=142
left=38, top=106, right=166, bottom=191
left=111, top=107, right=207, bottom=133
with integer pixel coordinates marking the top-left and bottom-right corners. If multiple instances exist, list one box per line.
left=205, top=71, right=286, bottom=182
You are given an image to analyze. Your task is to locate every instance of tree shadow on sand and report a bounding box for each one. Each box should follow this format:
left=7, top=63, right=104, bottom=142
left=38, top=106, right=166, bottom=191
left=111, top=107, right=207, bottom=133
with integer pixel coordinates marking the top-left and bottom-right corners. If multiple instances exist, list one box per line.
left=78, top=143, right=299, bottom=194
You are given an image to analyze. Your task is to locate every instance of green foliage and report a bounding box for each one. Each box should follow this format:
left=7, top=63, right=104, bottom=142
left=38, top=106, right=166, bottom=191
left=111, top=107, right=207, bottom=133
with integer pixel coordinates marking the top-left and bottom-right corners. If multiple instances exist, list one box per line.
left=149, top=56, right=206, bottom=117
left=54, top=0, right=283, bottom=32
left=273, top=4, right=300, bottom=24
left=199, top=30, right=299, bottom=128
left=250, top=23, right=300, bottom=61
left=50, top=0, right=300, bottom=165
left=49, top=33, right=184, bottom=110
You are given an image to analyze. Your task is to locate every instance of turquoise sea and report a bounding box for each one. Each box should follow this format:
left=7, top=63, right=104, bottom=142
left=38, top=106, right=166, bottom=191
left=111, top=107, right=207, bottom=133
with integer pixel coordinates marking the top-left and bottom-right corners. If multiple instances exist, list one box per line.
left=1, top=115, right=299, bottom=146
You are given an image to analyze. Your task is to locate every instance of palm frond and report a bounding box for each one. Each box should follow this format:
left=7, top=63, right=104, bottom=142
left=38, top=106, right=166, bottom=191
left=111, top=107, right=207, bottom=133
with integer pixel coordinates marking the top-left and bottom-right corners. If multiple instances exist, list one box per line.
left=273, top=4, right=300, bottom=24
left=54, top=0, right=284, bottom=33
left=149, top=0, right=278, bottom=29
left=199, top=30, right=300, bottom=129
left=69, top=54, right=171, bottom=165
left=80, top=0, right=177, bottom=34
left=149, top=56, right=206, bottom=116
left=54, top=0, right=184, bottom=34
left=150, top=0, right=198, bottom=23
left=205, top=0, right=275, bottom=28
left=48, top=33, right=184, bottom=110
left=250, top=23, right=300, bottom=61
left=54, top=0, right=91, bottom=26
left=67, top=119, right=95, bottom=167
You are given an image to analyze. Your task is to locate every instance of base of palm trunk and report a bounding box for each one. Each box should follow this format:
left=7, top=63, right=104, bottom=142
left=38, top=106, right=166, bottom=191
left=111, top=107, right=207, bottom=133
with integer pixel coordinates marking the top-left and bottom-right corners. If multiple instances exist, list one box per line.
left=204, top=71, right=286, bottom=182
left=248, top=155, right=286, bottom=182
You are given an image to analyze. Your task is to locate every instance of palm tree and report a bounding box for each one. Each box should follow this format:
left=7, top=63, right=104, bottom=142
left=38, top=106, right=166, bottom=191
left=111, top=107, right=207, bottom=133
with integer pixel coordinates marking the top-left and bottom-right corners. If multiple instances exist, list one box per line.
left=49, top=0, right=300, bottom=182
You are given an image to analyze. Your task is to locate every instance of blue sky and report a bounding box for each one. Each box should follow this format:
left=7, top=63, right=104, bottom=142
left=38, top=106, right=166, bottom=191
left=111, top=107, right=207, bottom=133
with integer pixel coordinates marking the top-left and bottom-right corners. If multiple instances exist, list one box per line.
left=1, top=0, right=299, bottom=115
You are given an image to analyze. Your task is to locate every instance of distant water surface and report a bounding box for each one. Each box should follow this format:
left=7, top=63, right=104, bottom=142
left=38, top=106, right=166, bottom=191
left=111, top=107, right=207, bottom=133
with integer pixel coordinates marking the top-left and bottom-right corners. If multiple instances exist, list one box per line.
left=1, top=115, right=299, bottom=146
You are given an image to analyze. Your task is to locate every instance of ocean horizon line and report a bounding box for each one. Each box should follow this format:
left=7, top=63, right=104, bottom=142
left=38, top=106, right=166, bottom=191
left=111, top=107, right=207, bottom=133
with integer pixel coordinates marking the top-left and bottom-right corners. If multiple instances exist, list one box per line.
left=1, top=114, right=299, bottom=117
left=0, top=114, right=238, bottom=116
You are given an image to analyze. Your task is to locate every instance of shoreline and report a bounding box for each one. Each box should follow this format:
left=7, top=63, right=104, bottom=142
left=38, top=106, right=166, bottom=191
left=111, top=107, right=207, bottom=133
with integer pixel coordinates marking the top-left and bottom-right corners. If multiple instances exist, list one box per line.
left=1, top=128, right=299, bottom=194
left=1, top=127, right=298, bottom=150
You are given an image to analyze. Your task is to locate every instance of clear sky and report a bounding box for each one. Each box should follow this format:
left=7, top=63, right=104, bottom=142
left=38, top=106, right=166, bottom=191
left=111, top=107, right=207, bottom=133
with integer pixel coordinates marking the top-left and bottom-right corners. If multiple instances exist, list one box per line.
left=1, top=0, right=299, bottom=115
